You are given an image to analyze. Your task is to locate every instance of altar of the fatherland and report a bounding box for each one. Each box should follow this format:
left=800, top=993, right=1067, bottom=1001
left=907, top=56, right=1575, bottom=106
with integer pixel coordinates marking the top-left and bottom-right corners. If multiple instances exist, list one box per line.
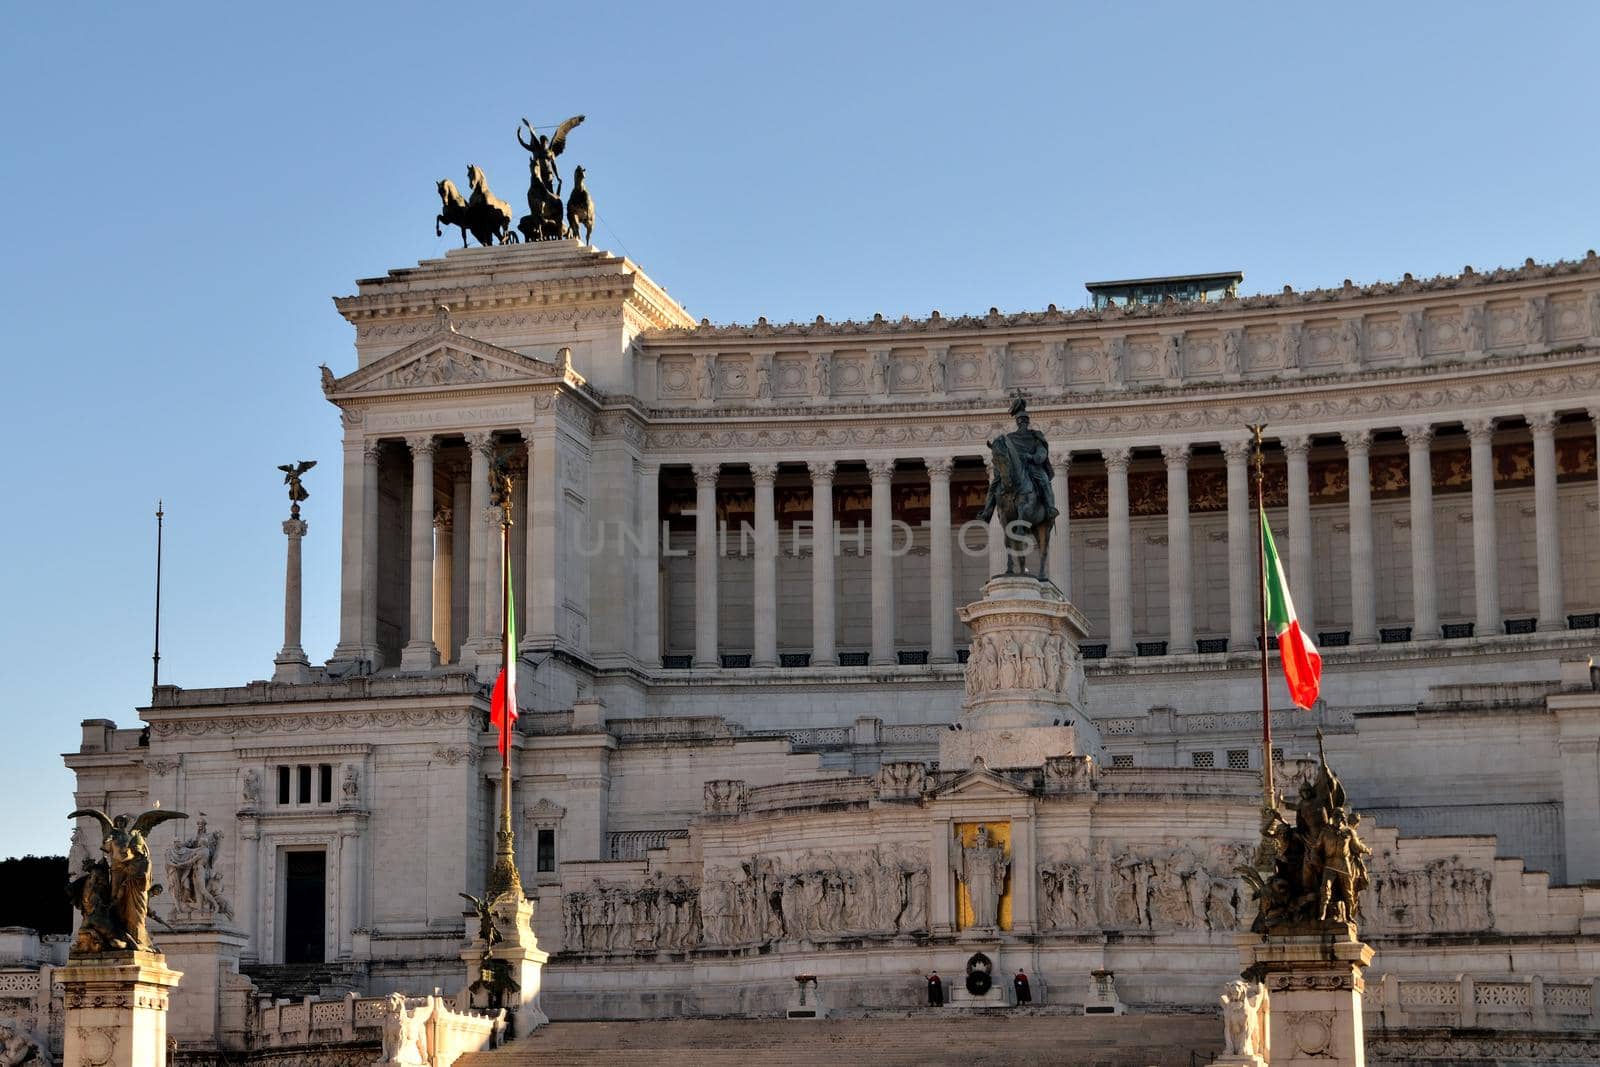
left=18, top=233, right=1600, bottom=1066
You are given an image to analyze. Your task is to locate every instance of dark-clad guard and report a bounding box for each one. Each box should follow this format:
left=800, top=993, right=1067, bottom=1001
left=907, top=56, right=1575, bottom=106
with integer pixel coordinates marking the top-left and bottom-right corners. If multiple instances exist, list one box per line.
left=1013, top=969, right=1032, bottom=1006
left=926, top=971, right=944, bottom=1007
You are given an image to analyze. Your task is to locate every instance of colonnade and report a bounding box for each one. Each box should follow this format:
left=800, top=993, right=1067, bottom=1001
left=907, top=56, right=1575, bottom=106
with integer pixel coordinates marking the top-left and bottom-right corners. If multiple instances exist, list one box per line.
left=665, top=407, right=1598, bottom=667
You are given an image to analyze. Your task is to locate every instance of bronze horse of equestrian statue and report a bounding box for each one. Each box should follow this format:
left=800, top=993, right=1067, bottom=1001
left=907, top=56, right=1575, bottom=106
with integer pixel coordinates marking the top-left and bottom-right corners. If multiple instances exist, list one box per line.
left=979, top=432, right=1054, bottom=578
left=436, top=166, right=516, bottom=247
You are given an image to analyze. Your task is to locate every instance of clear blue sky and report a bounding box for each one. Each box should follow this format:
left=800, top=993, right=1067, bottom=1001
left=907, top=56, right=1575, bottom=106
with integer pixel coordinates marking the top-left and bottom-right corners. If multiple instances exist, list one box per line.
left=3, top=2, right=1596, bottom=858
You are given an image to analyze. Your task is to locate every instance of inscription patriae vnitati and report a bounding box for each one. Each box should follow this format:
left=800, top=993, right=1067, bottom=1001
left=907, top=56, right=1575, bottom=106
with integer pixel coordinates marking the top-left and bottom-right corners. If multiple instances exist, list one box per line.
left=368, top=405, right=526, bottom=431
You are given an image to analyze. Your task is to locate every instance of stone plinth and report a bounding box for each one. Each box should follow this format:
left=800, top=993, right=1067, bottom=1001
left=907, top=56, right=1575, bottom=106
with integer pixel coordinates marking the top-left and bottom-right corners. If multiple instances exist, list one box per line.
left=945, top=576, right=1102, bottom=769
left=160, top=927, right=251, bottom=1051
left=59, top=951, right=183, bottom=1067
left=485, top=895, right=549, bottom=1039
left=1239, top=930, right=1374, bottom=1067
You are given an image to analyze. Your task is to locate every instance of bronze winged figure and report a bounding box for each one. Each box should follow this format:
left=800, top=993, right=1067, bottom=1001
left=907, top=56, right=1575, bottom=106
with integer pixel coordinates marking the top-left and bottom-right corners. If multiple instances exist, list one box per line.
left=279, top=460, right=317, bottom=517
left=517, top=114, right=585, bottom=196
left=69, top=806, right=188, bottom=952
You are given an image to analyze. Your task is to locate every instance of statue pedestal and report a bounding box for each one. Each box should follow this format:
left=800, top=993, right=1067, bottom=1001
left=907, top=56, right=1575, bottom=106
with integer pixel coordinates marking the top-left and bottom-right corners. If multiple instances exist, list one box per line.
left=1238, top=929, right=1374, bottom=1067
left=461, top=895, right=548, bottom=1040
left=59, top=951, right=183, bottom=1067
left=160, top=927, right=251, bottom=1051
left=943, top=577, right=1102, bottom=770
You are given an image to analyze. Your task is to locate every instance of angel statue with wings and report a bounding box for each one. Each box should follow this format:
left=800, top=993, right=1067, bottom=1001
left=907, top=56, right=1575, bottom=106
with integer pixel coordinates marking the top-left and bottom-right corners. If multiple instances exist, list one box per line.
left=278, top=460, right=316, bottom=519
left=67, top=806, right=187, bottom=953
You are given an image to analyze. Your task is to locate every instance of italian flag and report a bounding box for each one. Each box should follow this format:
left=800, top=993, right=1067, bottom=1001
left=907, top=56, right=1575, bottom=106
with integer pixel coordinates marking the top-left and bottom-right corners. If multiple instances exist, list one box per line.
left=1262, top=513, right=1322, bottom=709
left=490, top=552, right=518, bottom=755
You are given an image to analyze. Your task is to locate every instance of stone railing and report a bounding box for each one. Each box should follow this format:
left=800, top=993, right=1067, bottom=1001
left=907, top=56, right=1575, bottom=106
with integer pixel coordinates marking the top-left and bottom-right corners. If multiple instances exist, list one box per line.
left=744, top=777, right=874, bottom=813
left=1365, top=973, right=1598, bottom=1032
left=255, top=991, right=503, bottom=1066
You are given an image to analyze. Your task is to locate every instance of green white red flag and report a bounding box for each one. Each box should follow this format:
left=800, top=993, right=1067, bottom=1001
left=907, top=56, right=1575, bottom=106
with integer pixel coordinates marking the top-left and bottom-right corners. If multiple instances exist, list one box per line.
left=1262, top=513, right=1322, bottom=709
left=490, top=553, right=518, bottom=755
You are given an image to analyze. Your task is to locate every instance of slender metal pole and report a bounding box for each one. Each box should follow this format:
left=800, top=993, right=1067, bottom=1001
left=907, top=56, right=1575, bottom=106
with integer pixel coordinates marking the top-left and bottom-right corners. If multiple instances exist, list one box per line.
left=1250, top=426, right=1275, bottom=811
left=153, top=500, right=164, bottom=696
left=488, top=472, right=523, bottom=901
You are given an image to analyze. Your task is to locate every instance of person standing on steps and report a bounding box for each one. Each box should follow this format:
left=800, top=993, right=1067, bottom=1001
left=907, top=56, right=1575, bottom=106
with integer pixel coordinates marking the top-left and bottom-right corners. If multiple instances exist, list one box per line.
left=926, top=971, right=944, bottom=1007
left=1013, top=969, right=1032, bottom=1006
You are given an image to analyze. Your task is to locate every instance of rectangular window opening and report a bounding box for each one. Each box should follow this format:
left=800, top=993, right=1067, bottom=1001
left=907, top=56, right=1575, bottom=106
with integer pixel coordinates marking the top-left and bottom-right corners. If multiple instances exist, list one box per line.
left=319, top=764, right=333, bottom=804
left=536, top=829, right=556, bottom=873
left=297, top=764, right=312, bottom=805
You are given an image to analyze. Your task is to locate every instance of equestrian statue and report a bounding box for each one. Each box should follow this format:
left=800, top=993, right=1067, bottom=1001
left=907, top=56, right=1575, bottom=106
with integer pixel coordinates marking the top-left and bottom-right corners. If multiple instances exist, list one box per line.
left=978, top=396, right=1059, bottom=579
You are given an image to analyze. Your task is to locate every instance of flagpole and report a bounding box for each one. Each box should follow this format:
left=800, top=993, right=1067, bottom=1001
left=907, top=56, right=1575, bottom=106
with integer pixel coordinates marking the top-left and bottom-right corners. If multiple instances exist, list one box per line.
left=153, top=500, right=164, bottom=698
left=488, top=470, right=523, bottom=901
left=1250, top=425, right=1275, bottom=813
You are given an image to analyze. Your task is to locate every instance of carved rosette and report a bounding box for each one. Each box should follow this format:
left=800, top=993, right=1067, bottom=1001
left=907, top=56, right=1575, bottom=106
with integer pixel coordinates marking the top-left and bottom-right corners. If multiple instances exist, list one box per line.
left=957, top=576, right=1093, bottom=731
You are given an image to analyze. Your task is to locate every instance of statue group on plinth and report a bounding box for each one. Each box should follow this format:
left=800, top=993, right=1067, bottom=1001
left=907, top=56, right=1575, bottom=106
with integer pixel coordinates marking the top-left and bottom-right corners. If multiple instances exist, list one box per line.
left=163, top=815, right=234, bottom=922
left=67, top=806, right=185, bottom=953
left=434, top=113, right=597, bottom=248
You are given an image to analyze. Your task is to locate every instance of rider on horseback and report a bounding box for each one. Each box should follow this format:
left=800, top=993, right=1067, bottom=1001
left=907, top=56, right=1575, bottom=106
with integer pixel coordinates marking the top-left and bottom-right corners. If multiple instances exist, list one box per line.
left=981, top=397, right=1059, bottom=523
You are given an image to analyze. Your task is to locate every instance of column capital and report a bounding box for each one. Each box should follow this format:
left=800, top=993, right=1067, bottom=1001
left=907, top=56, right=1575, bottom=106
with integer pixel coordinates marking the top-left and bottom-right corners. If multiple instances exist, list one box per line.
left=405, top=434, right=437, bottom=456
left=924, top=456, right=954, bottom=479
left=1463, top=417, right=1497, bottom=442
left=1527, top=410, right=1560, bottom=436
left=1401, top=423, right=1435, bottom=449
left=1221, top=439, right=1253, bottom=464
left=433, top=507, right=453, bottom=530
left=1159, top=443, right=1190, bottom=467
left=282, top=519, right=308, bottom=539
left=1340, top=428, right=1373, bottom=453
left=866, top=459, right=897, bottom=483
left=362, top=439, right=383, bottom=464
left=749, top=462, right=778, bottom=486
left=465, top=430, right=495, bottom=455
left=692, top=462, right=720, bottom=488
left=1050, top=448, right=1072, bottom=473
left=1102, top=446, right=1131, bottom=473
left=1280, top=434, right=1311, bottom=458
left=806, top=458, right=836, bottom=482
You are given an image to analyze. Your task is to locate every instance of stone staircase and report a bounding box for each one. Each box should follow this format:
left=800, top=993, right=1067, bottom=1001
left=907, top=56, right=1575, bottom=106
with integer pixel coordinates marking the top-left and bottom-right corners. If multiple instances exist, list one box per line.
left=458, top=1012, right=1221, bottom=1066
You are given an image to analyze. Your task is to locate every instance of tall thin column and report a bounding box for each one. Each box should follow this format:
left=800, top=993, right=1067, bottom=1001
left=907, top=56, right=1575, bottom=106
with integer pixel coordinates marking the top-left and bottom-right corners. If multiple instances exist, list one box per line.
left=464, top=432, right=493, bottom=654
left=808, top=460, right=837, bottom=666
left=432, top=510, right=453, bottom=663
left=1048, top=453, right=1070, bottom=592
left=926, top=458, right=955, bottom=663
left=1223, top=440, right=1254, bottom=651
left=1530, top=411, right=1565, bottom=630
left=1465, top=418, right=1501, bottom=636
left=332, top=436, right=368, bottom=662
left=450, top=467, right=469, bottom=662
left=360, top=441, right=381, bottom=660
left=1342, top=430, right=1377, bottom=645
left=751, top=463, right=779, bottom=667
left=337, top=828, right=358, bottom=959
left=401, top=435, right=439, bottom=671
left=1163, top=444, right=1193, bottom=653
left=636, top=461, right=661, bottom=666
left=480, top=500, right=503, bottom=668
left=522, top=426, right=562, bottom=648
left=1403, top=424, right=1439, bottom=640
left=1105, top=447, right=1134, bottom=657
left=1283, top=434, right=1314, bottom=639
left=273, top=517, right=311, bottom=683
left=693, top=463, right=720, bottom=668
left=869, top=460, right=897, bottom=666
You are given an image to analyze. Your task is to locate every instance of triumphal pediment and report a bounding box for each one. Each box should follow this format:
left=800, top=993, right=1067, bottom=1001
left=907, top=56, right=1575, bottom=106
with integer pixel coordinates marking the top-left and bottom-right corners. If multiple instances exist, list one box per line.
left=325, top=310, right=578, bottom=399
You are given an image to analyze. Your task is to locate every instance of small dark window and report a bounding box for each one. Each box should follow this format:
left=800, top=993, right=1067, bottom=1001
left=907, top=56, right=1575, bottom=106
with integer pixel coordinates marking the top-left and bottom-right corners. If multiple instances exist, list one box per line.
left=1271, top=747, right=1284, bottom=763
left=1227, top=749, right=1250, bottom=770
left=297, top=765, right=312, bottom=805
left=1192, top=751, right=1216, bottom=769
left=1110, top=754, right=1133, bottom=769
left=318, top=764, right=333, bottom=804
left=536, top=829, right=556, bottom=873
left=277, top=766, right=291, bottom=805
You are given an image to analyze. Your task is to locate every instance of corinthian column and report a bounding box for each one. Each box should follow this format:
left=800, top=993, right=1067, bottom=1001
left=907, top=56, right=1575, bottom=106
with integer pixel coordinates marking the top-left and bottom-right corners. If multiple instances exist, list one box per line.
left=1223, top=440, right=1254, bottom=651
left=636, top=461, right=661, bottom=666
left=751, top=463, right=779, bottom=667
left=360, top=440, right=381, bottom=660
left=273, top=516, right=311, bottom=683
left=1342, top=430, right=1377, bottom=645
left=1104, top=447, right=1134, bottom=657
left=693, top=463, right=720, bottom=668
left=868, top=459, right=897, bottom=666
left=926, top=457, right=955, bottom=663
left=1048, top=453, right=1070, bottom=592
left=808, top=460, right=836, bottom=665
left=1530, top=411, right=1565, bottom=630
left=1283, top=434, right=1314, bottom=639
left=401, top=436, right=439, bottom=671
left=1465, top=418, right=1501, bottom=636
left=432, top=509, right=452, bottom=661
left=1404, top=424, right=1439, bottom=640
left=332, top=434, right=369, bottom=664
left=982, top=456, right=1006, bottom=577
left=464, top=432, right=493, bottom=654
left=1163, top=444, right=1193, bottom=653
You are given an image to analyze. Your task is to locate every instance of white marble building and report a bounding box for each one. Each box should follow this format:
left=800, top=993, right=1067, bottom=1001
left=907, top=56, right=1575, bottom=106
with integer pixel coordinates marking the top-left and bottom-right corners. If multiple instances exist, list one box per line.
left=58, top=242, right=1600, bottom=1034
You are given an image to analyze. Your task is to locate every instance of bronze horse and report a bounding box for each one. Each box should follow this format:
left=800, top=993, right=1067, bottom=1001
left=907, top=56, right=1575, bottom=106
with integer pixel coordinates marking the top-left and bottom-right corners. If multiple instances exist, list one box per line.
left=465, top=165, right=515, bottom=246
left=566, top=165, right=595, bottom=246
left=435, top=178, right=471, bottom=247
left=981, top=433, right=1053, bottom=577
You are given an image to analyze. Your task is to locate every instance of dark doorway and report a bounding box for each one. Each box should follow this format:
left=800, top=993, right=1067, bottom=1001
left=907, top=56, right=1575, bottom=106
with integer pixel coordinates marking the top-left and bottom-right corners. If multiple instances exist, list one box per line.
left=283, top=850, right=326, bottom=964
